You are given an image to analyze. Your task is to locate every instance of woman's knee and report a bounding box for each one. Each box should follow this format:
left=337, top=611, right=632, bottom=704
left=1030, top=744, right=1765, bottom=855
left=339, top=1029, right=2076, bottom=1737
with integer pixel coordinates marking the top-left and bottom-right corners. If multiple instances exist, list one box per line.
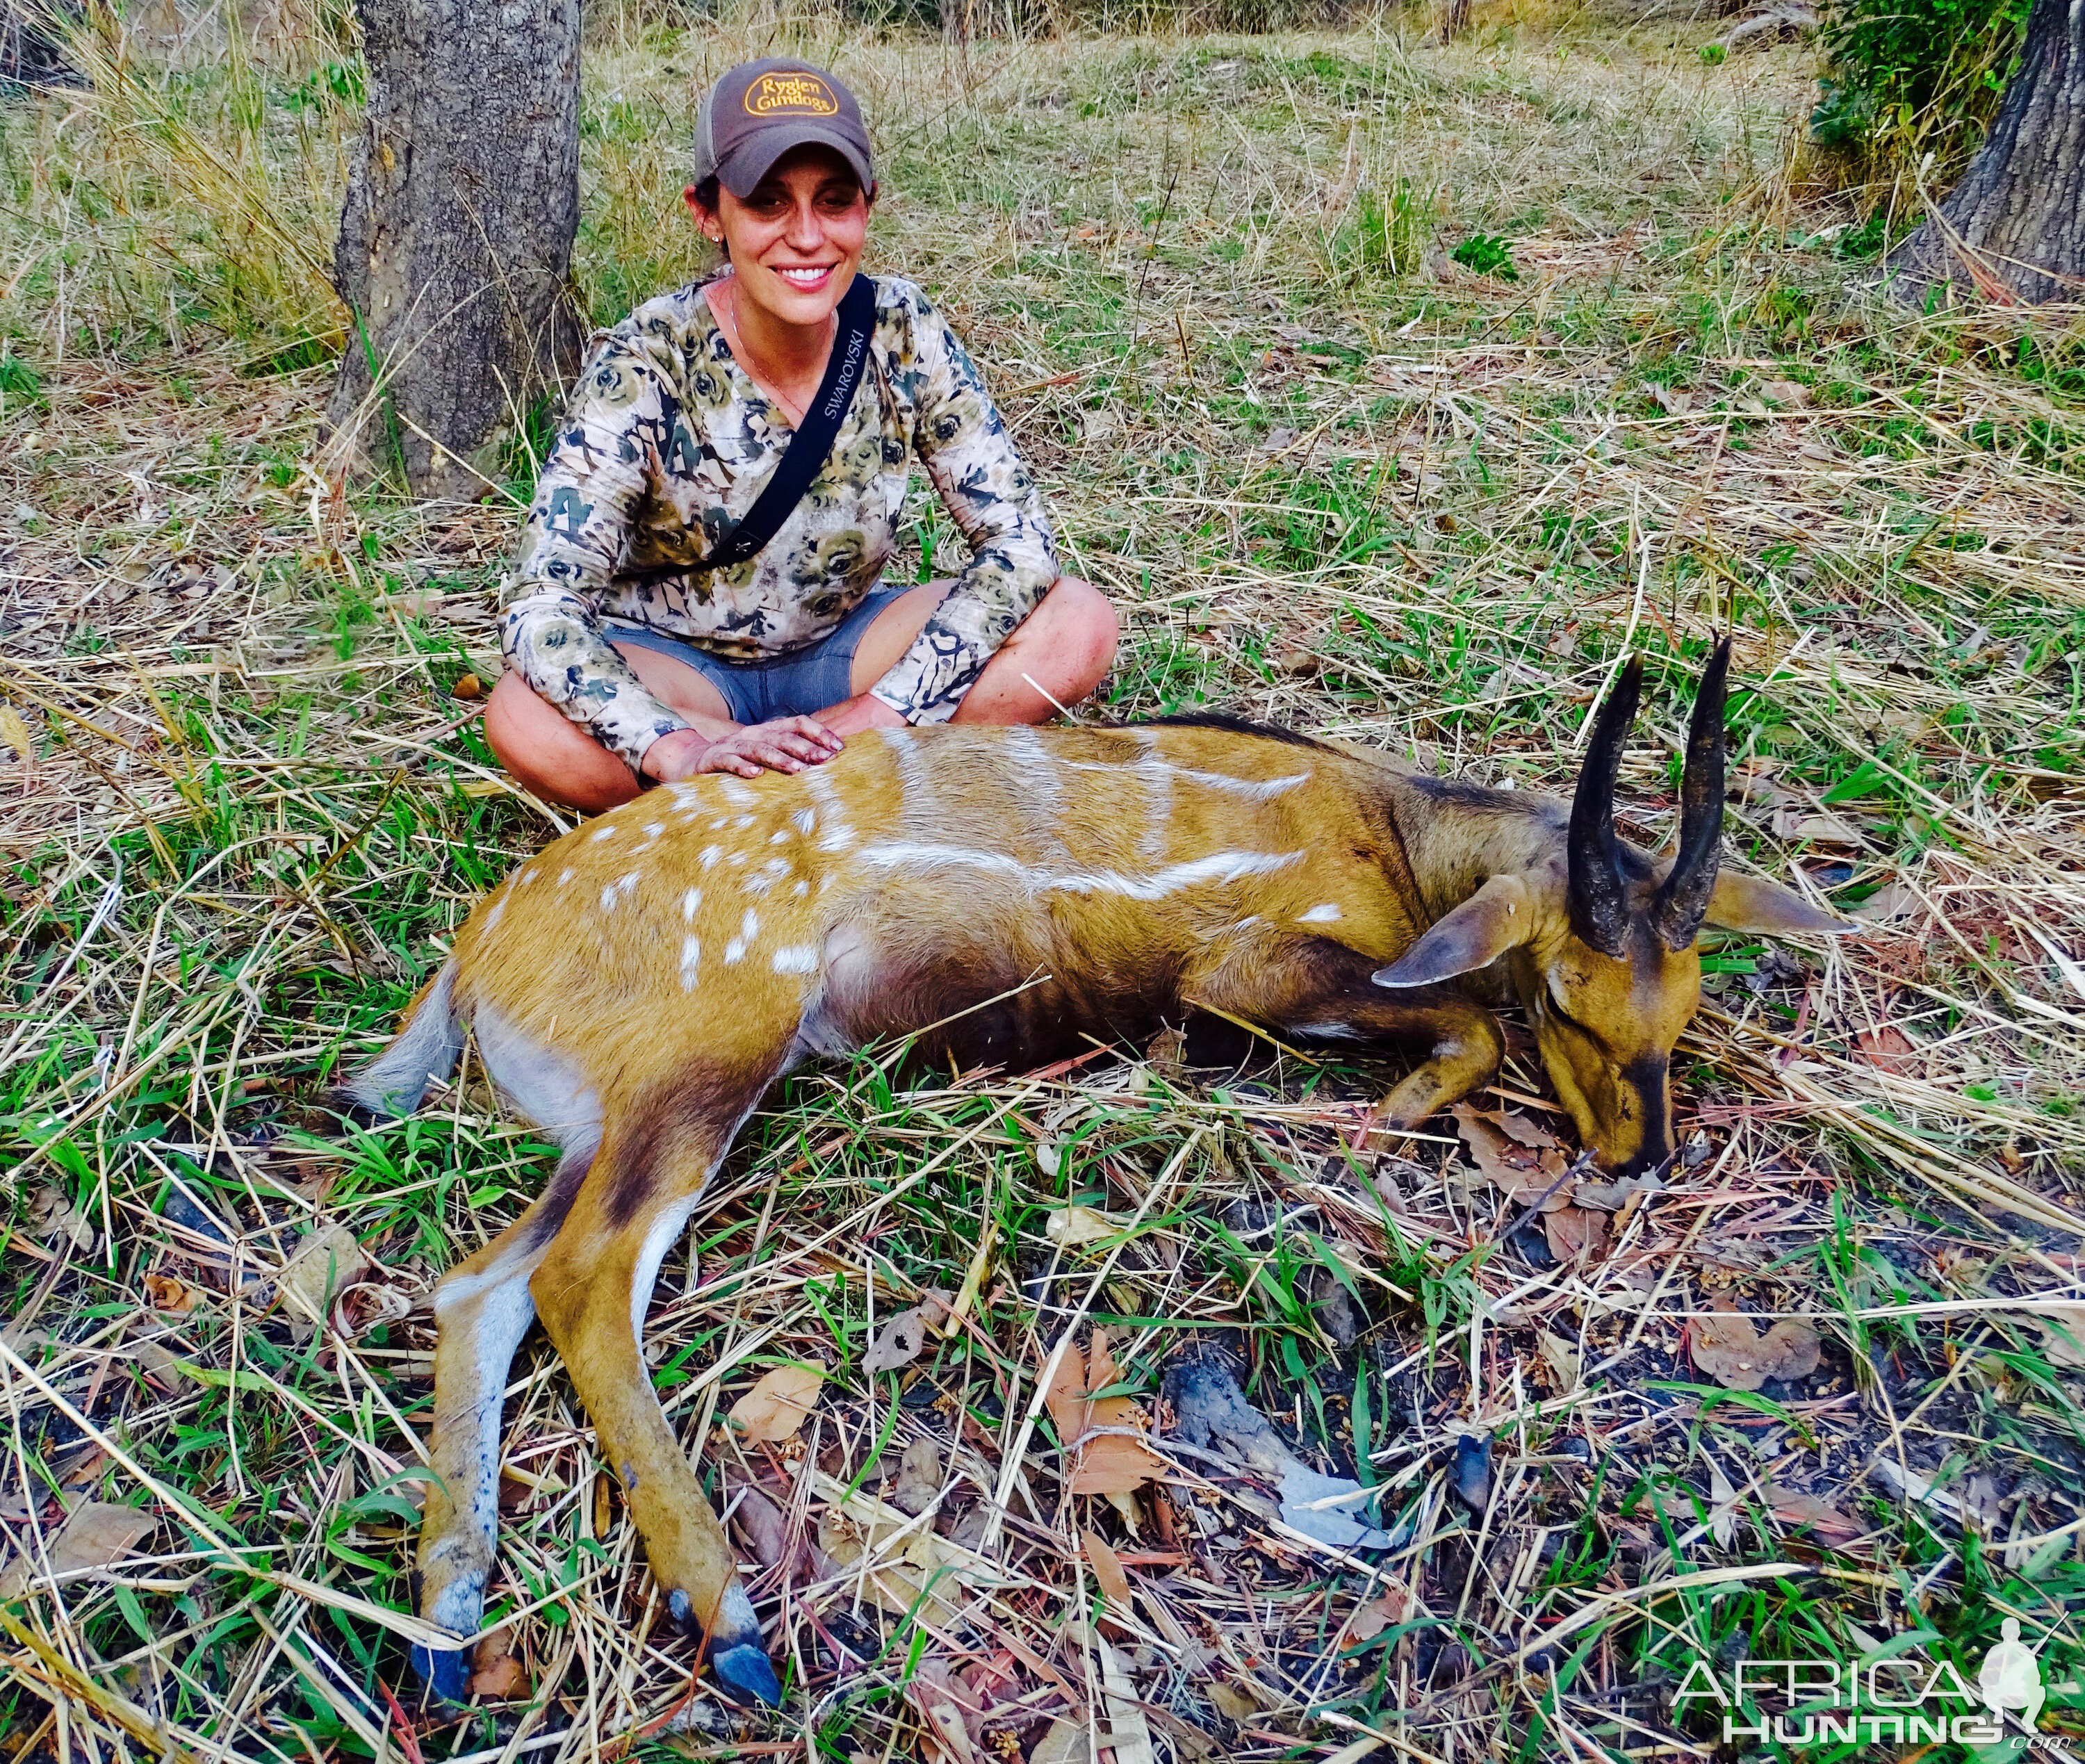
left=484, top=670, right=639, bottom=810
left=1045, top=576, right=1118, bottom=684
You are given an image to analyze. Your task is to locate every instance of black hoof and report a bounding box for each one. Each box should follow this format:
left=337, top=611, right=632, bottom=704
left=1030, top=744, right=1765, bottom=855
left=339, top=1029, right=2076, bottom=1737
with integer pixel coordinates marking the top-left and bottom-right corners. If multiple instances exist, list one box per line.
left=668, top=1587, right=780, bottom=1707
left=411, top=1642, right=471, bottom=1704
left=711, top=1643, right=783, bottom=1708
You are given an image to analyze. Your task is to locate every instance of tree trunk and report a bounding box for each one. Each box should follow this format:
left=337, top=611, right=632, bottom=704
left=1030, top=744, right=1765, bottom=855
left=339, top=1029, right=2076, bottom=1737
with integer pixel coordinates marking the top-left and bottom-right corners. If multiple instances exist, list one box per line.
left=1888, top=0, right=2085, bottom=305
left=325, top=0, right=580, bottom=497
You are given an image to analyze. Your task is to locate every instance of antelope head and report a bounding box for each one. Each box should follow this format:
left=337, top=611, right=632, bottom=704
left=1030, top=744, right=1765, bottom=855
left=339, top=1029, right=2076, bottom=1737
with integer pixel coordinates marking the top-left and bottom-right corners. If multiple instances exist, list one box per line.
left=1374, top=640, right=1851, bottom=1174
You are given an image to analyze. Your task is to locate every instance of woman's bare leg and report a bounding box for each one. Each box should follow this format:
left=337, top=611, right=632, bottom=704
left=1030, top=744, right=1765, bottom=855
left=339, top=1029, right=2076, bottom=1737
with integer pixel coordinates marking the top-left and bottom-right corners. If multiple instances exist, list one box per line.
left=840, top=575, right=1117, bottom=723
left=483, top=644, right=741, bottom=815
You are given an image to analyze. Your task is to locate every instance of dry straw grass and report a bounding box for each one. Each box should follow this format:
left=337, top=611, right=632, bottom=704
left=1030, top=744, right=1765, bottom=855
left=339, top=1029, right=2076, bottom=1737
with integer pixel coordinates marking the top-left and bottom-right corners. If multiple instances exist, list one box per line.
left=3, top=3, right=2085, bottom=1761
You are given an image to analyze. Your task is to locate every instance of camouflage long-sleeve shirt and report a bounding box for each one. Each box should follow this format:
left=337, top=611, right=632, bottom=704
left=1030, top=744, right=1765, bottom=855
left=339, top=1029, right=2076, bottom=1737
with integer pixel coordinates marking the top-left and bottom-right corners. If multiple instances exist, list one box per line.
left=500, top=274, right=1059, bottom=768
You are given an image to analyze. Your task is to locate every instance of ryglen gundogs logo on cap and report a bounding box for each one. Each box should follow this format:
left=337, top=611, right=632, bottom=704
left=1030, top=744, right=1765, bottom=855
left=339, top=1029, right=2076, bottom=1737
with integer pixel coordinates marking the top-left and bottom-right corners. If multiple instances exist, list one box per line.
left=744, top=72, right=840, bottom=117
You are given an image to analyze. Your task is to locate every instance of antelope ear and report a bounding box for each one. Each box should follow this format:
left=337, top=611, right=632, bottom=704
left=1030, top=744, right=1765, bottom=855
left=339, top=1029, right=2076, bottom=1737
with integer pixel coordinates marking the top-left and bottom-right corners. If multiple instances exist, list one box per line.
left=1703, top=871, right=1855, bottom=937
left=1373, top=874, right=1536, bottom=988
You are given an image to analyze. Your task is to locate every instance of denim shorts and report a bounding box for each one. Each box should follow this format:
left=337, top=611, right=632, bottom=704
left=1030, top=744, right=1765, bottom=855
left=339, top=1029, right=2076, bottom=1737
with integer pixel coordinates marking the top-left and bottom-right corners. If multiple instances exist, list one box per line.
left=602, top=581, right=915, bottom=726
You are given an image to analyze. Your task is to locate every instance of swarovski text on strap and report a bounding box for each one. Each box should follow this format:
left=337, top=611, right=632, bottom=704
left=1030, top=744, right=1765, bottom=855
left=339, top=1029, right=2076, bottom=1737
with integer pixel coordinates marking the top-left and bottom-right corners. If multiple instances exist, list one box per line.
left=705, top=273, right=876, bottom=572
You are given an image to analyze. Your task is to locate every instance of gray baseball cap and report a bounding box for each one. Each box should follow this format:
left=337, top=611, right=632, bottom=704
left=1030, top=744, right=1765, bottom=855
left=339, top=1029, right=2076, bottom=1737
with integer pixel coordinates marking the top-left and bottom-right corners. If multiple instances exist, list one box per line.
left=693, top=60, right=875, bottom=200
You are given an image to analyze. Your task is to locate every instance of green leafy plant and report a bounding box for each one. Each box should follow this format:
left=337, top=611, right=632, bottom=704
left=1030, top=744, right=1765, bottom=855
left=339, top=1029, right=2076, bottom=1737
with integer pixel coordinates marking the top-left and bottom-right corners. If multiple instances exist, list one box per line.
left=1450, top=231, right=1519, bottom=281
left=1813, top=0, right=2029, bottom=180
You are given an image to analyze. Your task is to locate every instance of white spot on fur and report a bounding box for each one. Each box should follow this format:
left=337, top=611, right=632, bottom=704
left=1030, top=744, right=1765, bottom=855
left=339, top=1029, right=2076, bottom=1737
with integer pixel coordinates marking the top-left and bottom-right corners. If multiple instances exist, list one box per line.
left=770, top=828, right=792, bottom=844
left=771, top=945, right=819, bottom=974
left=793, top=808, right=815, bottom=835
left=644, top=822, right=664, bottom=840
left=591, top=826, right=617, bottom=842
left=717, top=779, right=758, bottom=808
left=743, top=872, right=776, bottom=897
left=557, top=867, right=575, bottom=887
left=727, top=851, right=748, bottom=867
left=723, top=908, right=758, bottom=965
left=1175, top=767, right=1311, bottom=799
left=741, top=908, right=759, bottom=940
left=519, top=868, right=539, bottom=885
left=682, top=888, right=702, bottom=922
left=483, top=899, right=507, bottom=932
left=803, top=769, right=856, bottom=851
left=699, top=844, right=723, bottom=869
left=793, top=879, right=808, bottom=897
left=679, top=935, right=701, bottom=989
left=599, top=871, right=641, bottom=913
left=710, top=818, right=728, bottom=831
left=724, top=936, right=745, bottom=963
left=855, top=844, right=1307, bottom=900
left=1299, top=902, right=1343, bottom=923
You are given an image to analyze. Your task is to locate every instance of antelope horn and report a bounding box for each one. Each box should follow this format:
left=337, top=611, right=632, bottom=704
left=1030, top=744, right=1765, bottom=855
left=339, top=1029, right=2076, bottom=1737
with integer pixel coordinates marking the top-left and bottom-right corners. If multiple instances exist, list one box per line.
left=1651, top=637, right=1731, bottom=951
left=1567, top=655, right=1642, bottom=958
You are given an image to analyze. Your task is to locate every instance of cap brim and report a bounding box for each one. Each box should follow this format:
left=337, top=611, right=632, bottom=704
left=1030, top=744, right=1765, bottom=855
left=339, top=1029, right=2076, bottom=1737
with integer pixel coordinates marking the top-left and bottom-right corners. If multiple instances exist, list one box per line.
left=717, top=126, right=874, bottom=200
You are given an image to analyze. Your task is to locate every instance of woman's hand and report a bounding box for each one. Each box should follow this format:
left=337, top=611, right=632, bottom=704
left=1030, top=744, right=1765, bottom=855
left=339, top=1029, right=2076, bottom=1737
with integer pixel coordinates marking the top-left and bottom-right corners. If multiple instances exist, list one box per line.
left=642, top=719, right=843, bottom=783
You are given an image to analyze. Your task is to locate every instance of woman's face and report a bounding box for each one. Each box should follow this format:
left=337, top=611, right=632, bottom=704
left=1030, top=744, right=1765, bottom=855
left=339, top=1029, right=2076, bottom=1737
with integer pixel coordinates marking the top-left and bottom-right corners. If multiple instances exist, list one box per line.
left=689, top=147, right=873, bottom=332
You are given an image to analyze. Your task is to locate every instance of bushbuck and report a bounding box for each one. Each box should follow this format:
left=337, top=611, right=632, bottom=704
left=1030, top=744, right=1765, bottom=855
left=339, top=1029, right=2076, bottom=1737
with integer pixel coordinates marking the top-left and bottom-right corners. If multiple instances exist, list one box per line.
left=347, top=640, right=1845, bottom=1705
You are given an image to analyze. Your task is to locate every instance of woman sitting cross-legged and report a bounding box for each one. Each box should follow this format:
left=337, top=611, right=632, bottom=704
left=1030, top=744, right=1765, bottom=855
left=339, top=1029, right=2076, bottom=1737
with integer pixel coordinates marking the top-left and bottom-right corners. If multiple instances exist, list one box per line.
left=486, top=58, right=1116, bottom=812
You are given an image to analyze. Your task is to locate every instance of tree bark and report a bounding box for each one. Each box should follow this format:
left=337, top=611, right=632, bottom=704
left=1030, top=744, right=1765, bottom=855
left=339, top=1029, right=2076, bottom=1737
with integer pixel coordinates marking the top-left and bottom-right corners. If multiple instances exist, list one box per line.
left=1888, top=0, right=2085, bottom=305
left=325, top=0, right=581, bottom=497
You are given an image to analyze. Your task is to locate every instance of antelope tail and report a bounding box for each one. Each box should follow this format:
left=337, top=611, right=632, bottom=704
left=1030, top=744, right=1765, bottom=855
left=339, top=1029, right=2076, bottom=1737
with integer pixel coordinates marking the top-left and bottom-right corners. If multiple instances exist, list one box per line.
left=339, top=958, right=464, bottom=1118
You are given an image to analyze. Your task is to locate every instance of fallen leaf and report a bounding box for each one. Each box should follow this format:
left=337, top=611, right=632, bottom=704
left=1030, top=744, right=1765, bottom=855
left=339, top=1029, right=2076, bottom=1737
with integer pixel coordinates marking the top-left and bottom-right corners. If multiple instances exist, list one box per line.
left=1543, top=1204, right=1609, bottom=1263
left=728, top=1363, right=824, bottom=1442
left=469, top=1628, right=527, bottom=1699
left=812, top=1473, right=1011, bottom=1620
left=1858, top=879, right=1924, bottom=922
left=2039, top=1305, right=2085, bottom=1369
left=1706, top=1456, right=1738, bottom=1548
left=864, top=1308, right=929, bottom=1375
left=1770, top=806, right=1863, bottom=846
left=1450, top=1105, right=1567, bottom=1207
left=1043, top=1331, right=1168, bottom=1496
left=1765, top=1483, right=1861, bottom=1540
left=1047, top=1206, right=1122, bottom=1248
left=469, top=1653, right=528, bottom=1698
left=1855, top=1024, right=1918, bottom=1075
left=891, top=1437, right=942, bottom=1516
left=1084, top=1527, right=1132, bottom=1608
left=279, top=1223, right=369, bottom=1327
left=1760, top=377, right=1811, bottom=409
left=1647, top=382, right=1693, bottom=416
left=28, top=1187, right=95, bottom=1253
left=1573, top=1173, right=1660, bottom=1213
left=0, top=704, right=38, bottom=766
left=1345, top=1578, right=1412, bottom=1642
left=1208, top=1680, right=1261, bottom=1720
left=1489, top=1110, right=1566, bottom=1152
left=0, top=1501, right=154, bottom=1596
left=1691, top=1312, right=1822, bottom=1391
left=1029, top=1723, right=1093, bottom=1764
left=141, top=1273, right=199, bottom=1313
left=908, top=1657, right=979, bottom=1764
left=1096, top=1635, right=1156, bottom=1764
left=1536, top=1329, right=1581, bottom=1391
left=450, top=673, right=484, bottom=701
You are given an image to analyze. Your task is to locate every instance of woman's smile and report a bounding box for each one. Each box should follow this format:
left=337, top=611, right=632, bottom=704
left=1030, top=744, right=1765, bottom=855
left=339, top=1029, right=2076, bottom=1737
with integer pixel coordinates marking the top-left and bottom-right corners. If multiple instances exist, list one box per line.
left=772, top=263, right=837, bottom=291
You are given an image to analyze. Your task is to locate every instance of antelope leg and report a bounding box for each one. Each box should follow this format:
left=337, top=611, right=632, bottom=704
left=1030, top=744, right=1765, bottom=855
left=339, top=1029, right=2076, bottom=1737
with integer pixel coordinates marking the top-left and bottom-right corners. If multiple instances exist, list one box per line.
left=1201, top=935, right=1505, bottom=1129
left=414, top=1148, right=592, bottom=1701
left=527, top=1076, right=783, bottom=1706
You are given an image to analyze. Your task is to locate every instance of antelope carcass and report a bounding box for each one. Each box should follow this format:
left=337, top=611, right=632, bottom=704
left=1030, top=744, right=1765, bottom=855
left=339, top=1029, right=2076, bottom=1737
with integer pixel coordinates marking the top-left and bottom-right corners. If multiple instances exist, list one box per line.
left=348, top=640, right=1845, bottom=1704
